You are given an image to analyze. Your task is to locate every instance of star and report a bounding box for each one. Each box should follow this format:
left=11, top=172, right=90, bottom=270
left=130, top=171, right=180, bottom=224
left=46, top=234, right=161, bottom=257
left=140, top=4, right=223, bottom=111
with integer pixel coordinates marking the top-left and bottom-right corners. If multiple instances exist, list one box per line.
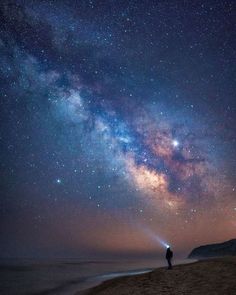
left=172, top=140, right=179, bottom=147
left=56, top=178, right=62, bottom=184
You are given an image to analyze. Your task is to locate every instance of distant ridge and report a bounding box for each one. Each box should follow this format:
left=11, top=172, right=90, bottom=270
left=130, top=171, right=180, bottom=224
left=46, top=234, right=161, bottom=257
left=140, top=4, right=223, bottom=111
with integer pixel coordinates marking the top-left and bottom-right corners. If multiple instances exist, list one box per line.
left=188, top=239, right=236, bottom=259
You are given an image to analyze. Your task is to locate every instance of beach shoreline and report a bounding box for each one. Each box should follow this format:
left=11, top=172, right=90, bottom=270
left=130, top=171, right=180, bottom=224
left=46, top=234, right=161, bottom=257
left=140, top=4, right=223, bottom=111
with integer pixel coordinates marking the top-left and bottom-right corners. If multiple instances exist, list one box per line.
left=0, top=258, right=192, bottom=294
left=81, top=256, right=236, bottom=295
left=75, top=258, right=196, bottom=294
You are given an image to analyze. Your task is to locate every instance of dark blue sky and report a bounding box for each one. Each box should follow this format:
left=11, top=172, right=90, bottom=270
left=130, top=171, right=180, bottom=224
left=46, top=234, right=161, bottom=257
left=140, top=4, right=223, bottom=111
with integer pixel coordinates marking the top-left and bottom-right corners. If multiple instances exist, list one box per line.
left=0, top=0, right=235, bottom=258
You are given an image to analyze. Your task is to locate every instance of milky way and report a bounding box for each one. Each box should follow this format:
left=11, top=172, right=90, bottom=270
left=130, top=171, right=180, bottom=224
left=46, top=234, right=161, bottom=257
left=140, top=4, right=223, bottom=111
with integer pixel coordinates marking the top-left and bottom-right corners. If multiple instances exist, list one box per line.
left=0, top=1, right=235, bottom=258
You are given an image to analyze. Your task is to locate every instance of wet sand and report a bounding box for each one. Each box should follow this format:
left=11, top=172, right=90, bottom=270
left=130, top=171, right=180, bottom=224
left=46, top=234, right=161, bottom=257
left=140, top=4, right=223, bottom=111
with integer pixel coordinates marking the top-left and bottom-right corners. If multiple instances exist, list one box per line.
left=83, top=256, right=236, bottom=295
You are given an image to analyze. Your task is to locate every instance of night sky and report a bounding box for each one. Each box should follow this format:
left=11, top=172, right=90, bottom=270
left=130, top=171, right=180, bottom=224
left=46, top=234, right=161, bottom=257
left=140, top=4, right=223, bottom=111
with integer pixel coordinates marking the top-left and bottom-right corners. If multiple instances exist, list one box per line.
left=0, top=0, right=236, bottom=259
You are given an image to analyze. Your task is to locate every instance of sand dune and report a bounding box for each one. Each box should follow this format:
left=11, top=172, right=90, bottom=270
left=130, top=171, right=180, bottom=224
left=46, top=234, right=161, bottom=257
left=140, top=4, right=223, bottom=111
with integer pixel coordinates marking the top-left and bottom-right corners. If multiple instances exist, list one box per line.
left=84, top=256, right=236, bottom=295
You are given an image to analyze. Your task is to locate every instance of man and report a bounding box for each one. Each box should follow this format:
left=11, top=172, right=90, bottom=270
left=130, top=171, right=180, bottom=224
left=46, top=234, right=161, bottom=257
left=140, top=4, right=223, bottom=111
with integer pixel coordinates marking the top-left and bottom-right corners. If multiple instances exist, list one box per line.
left=165, top=246, right=173, bottom=269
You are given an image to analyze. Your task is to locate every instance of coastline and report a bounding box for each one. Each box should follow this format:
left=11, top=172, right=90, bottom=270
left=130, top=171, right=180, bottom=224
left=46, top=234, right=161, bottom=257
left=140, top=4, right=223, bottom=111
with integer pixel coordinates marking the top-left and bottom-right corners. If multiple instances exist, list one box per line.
left=81, top=256, right=236, bottom=295
left=77, top=259, right=196, bottom=294
left=73, top=258, right=195, bottom=294
left=0, top=258, right=191, bottom=294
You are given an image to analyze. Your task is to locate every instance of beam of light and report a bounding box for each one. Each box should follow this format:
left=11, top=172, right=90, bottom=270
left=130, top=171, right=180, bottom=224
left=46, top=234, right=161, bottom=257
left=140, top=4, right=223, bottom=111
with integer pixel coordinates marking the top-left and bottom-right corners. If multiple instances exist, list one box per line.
left=141, top=226, right=170, bottom=249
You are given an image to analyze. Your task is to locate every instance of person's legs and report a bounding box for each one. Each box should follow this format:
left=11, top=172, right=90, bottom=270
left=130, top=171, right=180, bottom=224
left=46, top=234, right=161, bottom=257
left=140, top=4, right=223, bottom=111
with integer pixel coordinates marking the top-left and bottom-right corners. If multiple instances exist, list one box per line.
left=167, top=258, right=172, bottom=269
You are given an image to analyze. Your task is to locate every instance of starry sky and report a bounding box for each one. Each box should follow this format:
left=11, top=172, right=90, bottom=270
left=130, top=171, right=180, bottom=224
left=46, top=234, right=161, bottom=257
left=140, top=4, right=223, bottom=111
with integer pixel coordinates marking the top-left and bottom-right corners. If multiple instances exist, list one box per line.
left=0, top=0, right=236, bottom=259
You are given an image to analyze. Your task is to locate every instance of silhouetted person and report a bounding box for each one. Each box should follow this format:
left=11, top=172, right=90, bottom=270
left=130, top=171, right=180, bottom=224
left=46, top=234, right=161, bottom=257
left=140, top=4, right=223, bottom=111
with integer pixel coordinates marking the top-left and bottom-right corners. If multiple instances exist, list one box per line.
left=165, top=247, right=173, bottom=269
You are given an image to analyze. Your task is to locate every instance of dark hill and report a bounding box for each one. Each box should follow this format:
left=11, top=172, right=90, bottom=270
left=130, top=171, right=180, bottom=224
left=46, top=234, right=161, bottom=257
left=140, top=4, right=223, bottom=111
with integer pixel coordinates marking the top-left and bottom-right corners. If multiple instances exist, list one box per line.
left=188, top=239, right=236, bottom=259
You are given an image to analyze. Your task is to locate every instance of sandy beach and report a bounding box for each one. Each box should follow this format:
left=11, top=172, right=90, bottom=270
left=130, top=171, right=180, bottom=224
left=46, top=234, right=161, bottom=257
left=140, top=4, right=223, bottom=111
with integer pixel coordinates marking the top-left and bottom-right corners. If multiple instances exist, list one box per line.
left=84, top=256, right=236, bottom=295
